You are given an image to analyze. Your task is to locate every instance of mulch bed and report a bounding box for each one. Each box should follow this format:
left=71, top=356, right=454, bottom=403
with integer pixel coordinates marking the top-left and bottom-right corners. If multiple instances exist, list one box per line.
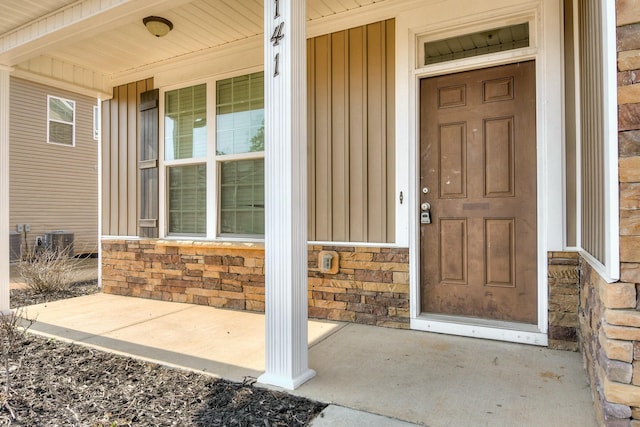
left=2, top=283, right=327, bottom=426
left=10, top=281, right=100, bottom=309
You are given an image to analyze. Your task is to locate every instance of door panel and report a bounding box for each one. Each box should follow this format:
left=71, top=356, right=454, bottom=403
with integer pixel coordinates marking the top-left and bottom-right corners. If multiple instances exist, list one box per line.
left=420, top=61, right=537, bottom=324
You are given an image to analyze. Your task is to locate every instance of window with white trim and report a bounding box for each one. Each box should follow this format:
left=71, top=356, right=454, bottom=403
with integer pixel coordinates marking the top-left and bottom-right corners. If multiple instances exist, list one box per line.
left=163, top=72, right=264, bottom=237
left=165, top=84, right=207, bottom=235
left=216, top=72, right=264, bottom=235
left=47, top=95, right=75, bottom=146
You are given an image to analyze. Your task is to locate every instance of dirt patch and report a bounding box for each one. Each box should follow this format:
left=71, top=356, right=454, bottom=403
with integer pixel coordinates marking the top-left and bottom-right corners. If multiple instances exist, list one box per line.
left=3, top=285, right=327, bottom=426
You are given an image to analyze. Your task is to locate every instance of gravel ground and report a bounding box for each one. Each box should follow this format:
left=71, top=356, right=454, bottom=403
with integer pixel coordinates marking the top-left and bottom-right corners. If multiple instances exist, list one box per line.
left=2, top=283, right=327, bottom=426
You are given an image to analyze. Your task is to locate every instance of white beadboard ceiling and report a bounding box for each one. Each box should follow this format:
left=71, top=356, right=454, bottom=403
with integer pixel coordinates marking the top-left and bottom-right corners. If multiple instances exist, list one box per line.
left=0, top=0, right=78, bottom=35
left=1, top=0, right=384, bottom=79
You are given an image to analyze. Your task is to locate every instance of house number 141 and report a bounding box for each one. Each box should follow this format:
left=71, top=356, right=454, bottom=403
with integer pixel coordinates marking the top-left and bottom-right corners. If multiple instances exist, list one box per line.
left=271, top=0, right=284, bottom=77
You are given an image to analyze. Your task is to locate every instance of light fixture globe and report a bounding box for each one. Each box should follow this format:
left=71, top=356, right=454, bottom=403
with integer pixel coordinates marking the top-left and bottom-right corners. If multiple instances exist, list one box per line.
left=143, top=16, right=173, bottom=37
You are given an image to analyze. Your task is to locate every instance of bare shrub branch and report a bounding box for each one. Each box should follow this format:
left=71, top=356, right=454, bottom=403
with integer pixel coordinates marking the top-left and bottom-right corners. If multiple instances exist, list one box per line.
left=16, top=247, right=80, bottom=293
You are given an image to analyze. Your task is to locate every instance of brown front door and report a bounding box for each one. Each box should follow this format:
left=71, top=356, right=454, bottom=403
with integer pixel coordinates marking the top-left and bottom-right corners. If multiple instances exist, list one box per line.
left=419, top=61, right=537, bottom=324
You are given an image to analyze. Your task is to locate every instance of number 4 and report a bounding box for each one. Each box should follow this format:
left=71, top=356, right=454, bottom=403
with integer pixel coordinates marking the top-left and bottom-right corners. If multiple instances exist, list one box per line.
left=271, top=22, right=284, bottom=47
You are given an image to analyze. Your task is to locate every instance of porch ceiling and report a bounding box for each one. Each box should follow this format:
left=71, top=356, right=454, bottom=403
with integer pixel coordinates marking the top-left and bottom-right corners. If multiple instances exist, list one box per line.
left=0, top=0, right=78, bottom=35
left=0, top=0, right=384, bottom=96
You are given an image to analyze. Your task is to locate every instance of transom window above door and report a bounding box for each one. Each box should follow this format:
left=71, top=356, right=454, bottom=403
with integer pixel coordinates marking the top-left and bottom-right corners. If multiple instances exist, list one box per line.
left=418, top=23, right=529, bottom=66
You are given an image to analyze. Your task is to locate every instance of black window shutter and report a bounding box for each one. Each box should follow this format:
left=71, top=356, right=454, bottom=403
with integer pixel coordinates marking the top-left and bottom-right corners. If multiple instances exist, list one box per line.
left=139, top=89, right=159, bottom=238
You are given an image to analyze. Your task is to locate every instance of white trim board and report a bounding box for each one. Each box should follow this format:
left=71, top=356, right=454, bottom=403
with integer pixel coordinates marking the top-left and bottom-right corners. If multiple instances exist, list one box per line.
left=412, top=316, right=548, bottom=346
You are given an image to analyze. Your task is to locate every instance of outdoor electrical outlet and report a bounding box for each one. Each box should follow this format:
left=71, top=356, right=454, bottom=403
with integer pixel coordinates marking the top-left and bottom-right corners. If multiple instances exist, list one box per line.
left=24, top=224, right=31, bottom=232
left=16, top=224, right=24, bottom=233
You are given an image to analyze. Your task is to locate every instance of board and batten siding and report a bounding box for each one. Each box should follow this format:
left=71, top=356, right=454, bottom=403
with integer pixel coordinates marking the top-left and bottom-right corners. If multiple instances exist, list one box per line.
left=102, top=20, right=395, bottom=244
left=307, top=19, right=396, bottom=243
left=9, top=77, right=98, bottom=254
left=101, top=78, right=153, bottom=237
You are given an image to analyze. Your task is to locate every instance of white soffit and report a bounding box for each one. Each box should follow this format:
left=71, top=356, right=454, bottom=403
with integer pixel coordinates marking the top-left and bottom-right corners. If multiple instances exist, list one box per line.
left=0, top=0, right=77, bottom=35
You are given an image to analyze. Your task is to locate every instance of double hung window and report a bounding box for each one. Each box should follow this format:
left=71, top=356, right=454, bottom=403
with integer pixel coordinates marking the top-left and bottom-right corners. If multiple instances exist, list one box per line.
left=48, top=95, right=75, bottom=146
left=163, top=72, right=264, bottom=238
left=216, top=72, right=264, bottom=235
left=165, top=84, right=207, bottom=235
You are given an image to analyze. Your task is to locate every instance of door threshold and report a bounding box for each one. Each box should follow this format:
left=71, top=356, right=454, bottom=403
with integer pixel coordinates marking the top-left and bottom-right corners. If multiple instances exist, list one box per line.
left=411, top=314, right=547, bottom=346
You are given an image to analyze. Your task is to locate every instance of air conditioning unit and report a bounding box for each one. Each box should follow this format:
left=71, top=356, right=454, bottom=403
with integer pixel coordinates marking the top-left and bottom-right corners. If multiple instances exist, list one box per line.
left=9, top=231, right=21, bottom=263
left=44, top=231, right=74, bottom=257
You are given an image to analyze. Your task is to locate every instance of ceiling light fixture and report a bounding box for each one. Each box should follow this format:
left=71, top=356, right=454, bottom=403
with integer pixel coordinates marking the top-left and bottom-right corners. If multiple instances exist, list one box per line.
left=143, top=16, right=173, bottom=38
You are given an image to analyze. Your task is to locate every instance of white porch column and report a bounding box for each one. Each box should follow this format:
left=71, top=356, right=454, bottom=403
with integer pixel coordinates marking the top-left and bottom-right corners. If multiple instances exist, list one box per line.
left=0, top=66, right=11, bottom=313
left=258, top=0, right=315, bottom=390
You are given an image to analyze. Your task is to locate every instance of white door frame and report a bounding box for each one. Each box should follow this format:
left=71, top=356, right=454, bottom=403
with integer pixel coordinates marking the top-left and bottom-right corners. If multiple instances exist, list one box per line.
left=397, top=0, right=564, bottom=345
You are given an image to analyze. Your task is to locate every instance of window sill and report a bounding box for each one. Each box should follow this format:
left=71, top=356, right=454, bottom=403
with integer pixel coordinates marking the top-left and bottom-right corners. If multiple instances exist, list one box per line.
left=156, top=238, right=264, bottom=250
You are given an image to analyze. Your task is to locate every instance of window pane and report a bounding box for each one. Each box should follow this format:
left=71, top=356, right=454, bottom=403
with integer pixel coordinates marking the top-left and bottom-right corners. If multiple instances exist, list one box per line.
left=216, top=72, right=264, bottom=155
left=49, top=97, right=74, bottom=122
left=48, top=96, right=75, bottom=146
left=219, top=159, right=264, bottom=235
left=168, top=164, right=206, bottom=235
left=421, top=23, right=529, bottom=66
left=164, top=84, right=207, bottom=161
left=49, top=122, right=73, bottom=145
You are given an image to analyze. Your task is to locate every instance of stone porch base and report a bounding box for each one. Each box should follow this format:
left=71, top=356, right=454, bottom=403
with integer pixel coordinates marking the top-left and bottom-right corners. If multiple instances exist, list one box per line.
left=101, top=240, right=580, bottom=348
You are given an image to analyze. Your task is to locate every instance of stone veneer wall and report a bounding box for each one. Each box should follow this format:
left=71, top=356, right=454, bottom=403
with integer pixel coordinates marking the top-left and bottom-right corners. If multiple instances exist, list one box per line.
left=576, top=3, right=640, bottom=426
left=548, top=252, right=580, bottom=351
left=101, top=240, right=410, bottom=328
left=580, top=260, right=639, bottom=427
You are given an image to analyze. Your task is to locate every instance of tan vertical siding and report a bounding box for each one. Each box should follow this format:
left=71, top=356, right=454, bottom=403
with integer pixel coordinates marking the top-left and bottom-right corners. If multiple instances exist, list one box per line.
left=307, top=40, right=317, bottom=240
left=385, top=19, right=396, bottom=243
left=312, top=34, right=333, bottom=239
left=307, top=19, right=396, bottom=243
left=332, top=30, right=350, bottom=241
left=366, top=21, right=387, bottom=243
left=564, top=0, right=577, bottom=247
left=349, top=25, right=368, bottom=242
left=126, top=82, right=137, bottom=236
left=117, top=84, right=128, bottom=233
left=578, top=2, right=605, bottom=262
left=101, top=94, right=111, bottom=235
left=101, top=78, right=153, bottom=236
left=9, top=77, right=98, bottom=253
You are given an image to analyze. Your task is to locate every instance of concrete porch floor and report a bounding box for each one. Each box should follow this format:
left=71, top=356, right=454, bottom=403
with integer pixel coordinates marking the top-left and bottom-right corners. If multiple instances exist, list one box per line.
left=17, top=293, right=596, bottom=426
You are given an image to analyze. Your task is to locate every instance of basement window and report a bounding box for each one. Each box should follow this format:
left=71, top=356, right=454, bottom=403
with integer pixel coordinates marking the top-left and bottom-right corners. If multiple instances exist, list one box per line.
left=47, top=95, right=75, bottom=146
left=420, top=23, right=529, bottom=66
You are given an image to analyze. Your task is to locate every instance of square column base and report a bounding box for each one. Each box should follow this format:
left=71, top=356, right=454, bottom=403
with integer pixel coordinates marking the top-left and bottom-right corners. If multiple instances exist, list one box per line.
left=258, top=369, right=316, bottom=390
